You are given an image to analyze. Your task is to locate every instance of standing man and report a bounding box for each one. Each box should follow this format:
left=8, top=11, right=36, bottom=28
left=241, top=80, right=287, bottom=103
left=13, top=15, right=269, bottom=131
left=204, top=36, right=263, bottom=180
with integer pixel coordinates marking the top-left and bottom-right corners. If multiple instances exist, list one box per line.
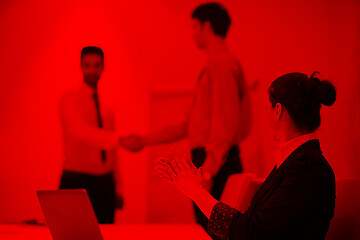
left=59, top=46, right=129, bottom=223
left=123, top=2, right=252, bottom=230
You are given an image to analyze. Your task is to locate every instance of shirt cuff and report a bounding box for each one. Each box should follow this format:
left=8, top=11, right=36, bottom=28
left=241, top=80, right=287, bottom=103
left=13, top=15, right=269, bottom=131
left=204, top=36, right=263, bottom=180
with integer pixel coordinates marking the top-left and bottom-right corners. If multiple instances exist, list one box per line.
left=202, top=151, right=223, bottom=177
left=204, top=143, right=232, bottom=176
left=207, top=202, right=239, bottom=240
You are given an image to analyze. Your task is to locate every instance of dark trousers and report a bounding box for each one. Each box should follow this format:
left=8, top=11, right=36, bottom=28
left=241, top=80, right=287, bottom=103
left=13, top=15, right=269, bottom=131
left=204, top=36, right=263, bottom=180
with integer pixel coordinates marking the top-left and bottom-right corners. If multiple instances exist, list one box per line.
left=59, top=170, right=115, bottom=224
left=191, top=146, right=242, bottom=235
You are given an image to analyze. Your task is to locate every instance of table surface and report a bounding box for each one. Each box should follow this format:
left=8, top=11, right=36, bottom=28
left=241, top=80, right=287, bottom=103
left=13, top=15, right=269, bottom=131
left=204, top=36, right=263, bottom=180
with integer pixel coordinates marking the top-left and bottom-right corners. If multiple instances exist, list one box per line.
left=0, top=224, right=212, bottom=240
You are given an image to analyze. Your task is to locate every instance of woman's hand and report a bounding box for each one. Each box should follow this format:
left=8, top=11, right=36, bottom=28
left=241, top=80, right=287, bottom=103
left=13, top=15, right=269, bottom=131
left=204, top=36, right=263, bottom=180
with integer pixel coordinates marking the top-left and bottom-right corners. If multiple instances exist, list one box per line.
left=155, top=150, right=219, bottom=219
left=155, top=150, right=204, bottom=200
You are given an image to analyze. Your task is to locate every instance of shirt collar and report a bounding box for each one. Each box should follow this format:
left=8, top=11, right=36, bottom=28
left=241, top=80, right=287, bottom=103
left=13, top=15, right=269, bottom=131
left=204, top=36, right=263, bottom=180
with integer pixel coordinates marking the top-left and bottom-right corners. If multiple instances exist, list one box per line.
left=207, top=48, right=230, bottom=65
left=80, top=81, right=97, bottom=96
left=275, top=132, right=318, bottom=168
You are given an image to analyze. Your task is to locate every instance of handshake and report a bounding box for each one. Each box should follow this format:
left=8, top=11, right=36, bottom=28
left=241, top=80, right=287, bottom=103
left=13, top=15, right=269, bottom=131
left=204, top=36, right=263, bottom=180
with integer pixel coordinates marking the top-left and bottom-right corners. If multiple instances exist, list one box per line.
left=119, top=134, right=147, bottom=152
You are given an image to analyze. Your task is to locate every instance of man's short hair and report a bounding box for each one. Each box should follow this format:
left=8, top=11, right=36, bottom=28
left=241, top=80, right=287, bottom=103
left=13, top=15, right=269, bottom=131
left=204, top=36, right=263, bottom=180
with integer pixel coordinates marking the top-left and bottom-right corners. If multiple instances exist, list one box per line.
left=81, top=46, right=104, bottom=60
left=191, top=2, right=231, bottom=38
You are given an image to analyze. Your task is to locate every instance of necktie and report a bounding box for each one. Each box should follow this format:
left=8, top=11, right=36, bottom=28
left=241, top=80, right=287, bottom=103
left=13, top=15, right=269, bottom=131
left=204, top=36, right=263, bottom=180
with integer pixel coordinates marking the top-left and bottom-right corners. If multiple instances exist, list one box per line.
left=93, top=92, right=106, bottom=162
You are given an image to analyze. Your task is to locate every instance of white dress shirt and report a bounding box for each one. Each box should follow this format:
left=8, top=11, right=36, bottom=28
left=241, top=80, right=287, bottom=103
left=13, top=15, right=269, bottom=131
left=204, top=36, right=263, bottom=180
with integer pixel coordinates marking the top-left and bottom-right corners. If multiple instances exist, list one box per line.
left=275, top=133, right=318, bottom=169
left=59, top=82, right=121, bottom=182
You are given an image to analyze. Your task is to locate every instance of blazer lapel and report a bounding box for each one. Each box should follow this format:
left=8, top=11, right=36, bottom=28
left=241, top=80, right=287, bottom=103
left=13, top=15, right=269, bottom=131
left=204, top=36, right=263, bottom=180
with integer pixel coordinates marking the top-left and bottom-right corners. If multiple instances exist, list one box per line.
left=247, top=139, right=322, bottom=214
left=248, top=164, right=286, bottom=213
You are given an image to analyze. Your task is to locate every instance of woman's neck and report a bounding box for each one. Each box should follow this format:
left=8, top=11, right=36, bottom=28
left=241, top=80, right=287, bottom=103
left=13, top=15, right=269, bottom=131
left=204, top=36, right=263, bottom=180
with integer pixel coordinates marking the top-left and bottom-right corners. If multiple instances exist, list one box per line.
left=280, top=128, right=311, bottom=144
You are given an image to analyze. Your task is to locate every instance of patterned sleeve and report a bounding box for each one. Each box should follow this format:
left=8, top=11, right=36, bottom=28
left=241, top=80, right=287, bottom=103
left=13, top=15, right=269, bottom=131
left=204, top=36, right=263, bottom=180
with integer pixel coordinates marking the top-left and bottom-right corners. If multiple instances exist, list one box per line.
left=207, top=202, right=240, bottom=240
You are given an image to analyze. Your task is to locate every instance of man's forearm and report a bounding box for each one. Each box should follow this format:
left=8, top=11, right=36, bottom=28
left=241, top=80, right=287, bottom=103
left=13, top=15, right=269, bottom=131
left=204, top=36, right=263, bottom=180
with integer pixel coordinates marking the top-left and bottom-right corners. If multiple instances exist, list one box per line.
left=145, top=122, right=188, bottom=145
left=71, top=126, right=120, bottom=150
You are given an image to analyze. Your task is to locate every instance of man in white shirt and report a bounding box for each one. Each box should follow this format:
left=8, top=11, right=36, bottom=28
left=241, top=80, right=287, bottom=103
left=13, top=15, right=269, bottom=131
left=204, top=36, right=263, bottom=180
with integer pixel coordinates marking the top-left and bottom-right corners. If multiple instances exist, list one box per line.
left=59, top=46, right=142, bottom=223
left=123, top=3, right=252, bottom=230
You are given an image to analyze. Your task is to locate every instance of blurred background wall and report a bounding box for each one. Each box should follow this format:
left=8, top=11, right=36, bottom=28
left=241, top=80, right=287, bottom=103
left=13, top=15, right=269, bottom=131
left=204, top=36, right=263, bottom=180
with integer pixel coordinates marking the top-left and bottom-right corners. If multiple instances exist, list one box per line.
left=0, top=0, right=359, bottom=223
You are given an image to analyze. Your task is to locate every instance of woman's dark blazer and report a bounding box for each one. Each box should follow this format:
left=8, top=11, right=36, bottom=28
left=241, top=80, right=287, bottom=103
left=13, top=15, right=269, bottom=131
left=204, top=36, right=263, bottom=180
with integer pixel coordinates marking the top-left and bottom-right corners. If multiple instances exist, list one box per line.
left=207, top=139, right=336, bottom=240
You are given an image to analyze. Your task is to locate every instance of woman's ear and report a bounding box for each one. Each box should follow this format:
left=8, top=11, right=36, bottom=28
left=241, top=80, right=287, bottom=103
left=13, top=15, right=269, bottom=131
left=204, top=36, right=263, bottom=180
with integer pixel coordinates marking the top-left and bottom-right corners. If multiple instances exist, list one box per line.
left=275, top=103, right=282, bottom=120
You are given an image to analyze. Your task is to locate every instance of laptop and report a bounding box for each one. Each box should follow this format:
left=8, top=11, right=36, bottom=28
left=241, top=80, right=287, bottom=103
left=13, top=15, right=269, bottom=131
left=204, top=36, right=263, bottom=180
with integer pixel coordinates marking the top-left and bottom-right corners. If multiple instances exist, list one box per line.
left=37, top=189, right=104, bottom=240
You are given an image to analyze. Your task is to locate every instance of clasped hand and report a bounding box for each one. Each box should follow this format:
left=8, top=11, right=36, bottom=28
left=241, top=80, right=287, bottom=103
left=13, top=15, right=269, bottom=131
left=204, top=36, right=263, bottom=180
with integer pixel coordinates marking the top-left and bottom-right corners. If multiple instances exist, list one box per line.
left=155, top=150, right=204, bottom=200
left=120, top=134, right=145, bottom=152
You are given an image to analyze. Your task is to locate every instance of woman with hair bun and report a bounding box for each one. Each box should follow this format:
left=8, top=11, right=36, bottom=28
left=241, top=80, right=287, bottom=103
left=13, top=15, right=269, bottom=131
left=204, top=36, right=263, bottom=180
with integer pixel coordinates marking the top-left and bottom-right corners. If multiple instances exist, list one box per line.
left=156, top=72, right=336, bottom=240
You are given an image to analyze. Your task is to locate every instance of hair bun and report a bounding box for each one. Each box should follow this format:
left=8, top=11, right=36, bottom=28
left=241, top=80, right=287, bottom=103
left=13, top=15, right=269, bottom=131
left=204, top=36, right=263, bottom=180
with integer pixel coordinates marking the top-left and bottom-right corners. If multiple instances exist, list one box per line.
left=313, top=80, right=336, bottom=106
